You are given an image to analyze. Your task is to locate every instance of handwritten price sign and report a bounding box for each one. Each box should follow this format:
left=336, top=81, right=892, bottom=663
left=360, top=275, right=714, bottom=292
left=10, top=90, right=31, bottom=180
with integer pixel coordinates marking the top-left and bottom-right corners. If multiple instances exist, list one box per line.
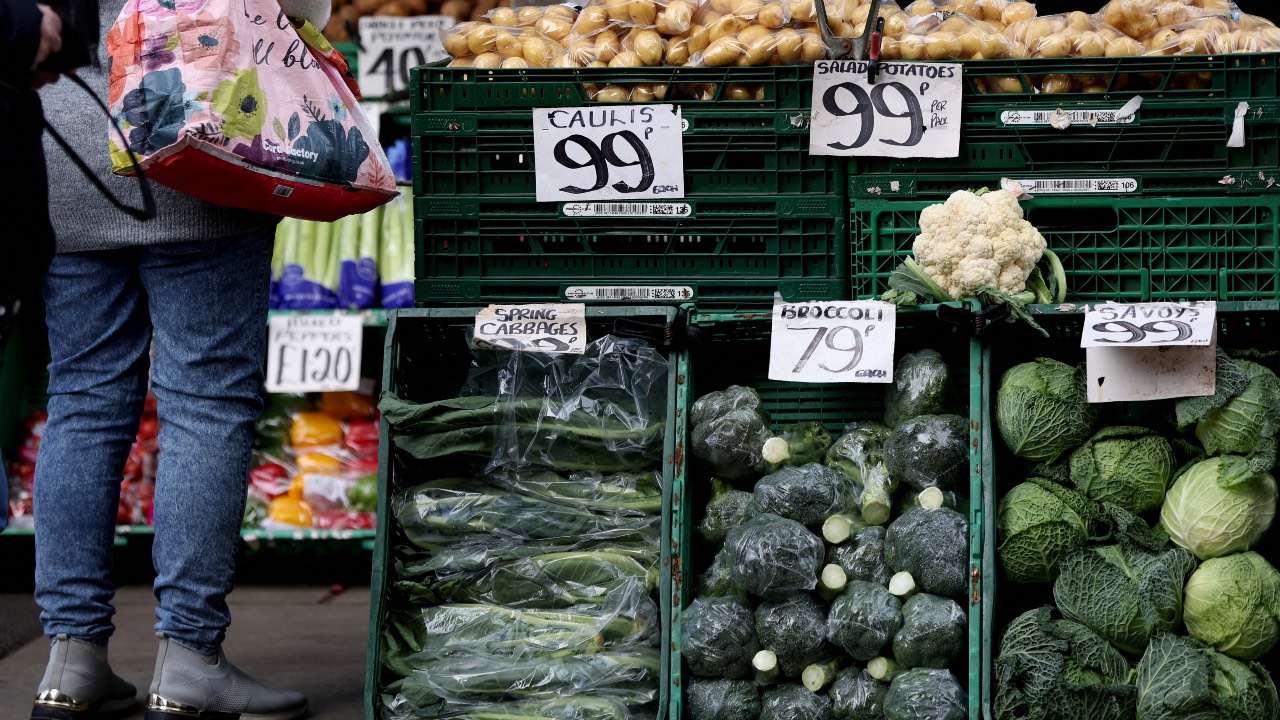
left=266, top=314, right=363, bottom=393
left=533, top=105, right=684, bottom=203
left=810, top=61, right=962, bottom=158
left=1080, top=302, right=1217, bottom=348
left=768, top=299, right=896, bottom=383
left=472, top=304, right=587, bottom=355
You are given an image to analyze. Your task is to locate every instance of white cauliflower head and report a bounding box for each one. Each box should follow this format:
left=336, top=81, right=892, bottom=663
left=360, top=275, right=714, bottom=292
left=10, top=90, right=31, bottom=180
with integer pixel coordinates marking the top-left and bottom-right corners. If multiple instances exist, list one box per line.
left=911, top=189, right=1047, bottom=299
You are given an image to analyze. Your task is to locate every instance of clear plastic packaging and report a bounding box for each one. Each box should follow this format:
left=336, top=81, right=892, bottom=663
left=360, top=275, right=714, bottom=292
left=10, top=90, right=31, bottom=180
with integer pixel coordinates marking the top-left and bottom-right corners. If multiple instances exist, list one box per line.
left=1004, top=11, right=1143, bottom=60
left=699, top=478, right=753, bottom=546
left=682, top=596, right=761, bottom=679
left=725, top=513, right=826, bottom=601
left=937, top=0, right=1036, bottom=29
left=884, top=349, right=952, bottom=428
left=443, top=22, right=564, bottom=67
left=892, top=593, right=967, bottom=669
left=690, top=386, right=773, bottom=481
left=884, top=506, right=969, bottom=599
left=827, top=580, right=903, bottom=661
left=827, top=525, right=891, bottom=587
left=754, top=595, right=828, bottom=678
left=1142, top=13, right=1280, bottom=55
left=423, top=550, right=660, bottom=609
left=883, top=414, right=968, bottom=492
left=761, top=684, right=834, bottom=720
left=1099, top=0, right=1240, bottom=42
left=746, top=463, right=850, bottom=529
left=696, top=547, right=748, bottom=598
left=884, top=668, right=967, bottom=720
left=887, top=4, right=1010, bottom=60
left=829, top=668, right=889, bottom=720
left=686, top=678, right=762, bottom=720
left=689, top=25, right=824, bottom=66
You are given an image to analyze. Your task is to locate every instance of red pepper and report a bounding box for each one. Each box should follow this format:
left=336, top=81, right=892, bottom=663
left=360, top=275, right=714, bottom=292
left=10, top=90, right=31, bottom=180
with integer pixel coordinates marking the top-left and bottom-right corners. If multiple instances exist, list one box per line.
left=313, top=509, right=375, bottom=530
left=344, top=420, right=380, bottom=458
left=248, top=462, right=292, bottom=501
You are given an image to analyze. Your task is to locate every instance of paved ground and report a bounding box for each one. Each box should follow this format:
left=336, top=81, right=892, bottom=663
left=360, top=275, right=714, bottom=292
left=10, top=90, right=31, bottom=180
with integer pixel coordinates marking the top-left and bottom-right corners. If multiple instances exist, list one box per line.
left=0, top=585, right=370, bottom=719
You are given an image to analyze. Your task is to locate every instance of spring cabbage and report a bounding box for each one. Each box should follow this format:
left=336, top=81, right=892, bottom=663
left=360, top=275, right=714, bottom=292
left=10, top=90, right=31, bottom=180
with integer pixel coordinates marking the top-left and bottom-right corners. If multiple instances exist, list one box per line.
left=1069, top=426, right=1175, bottom=514
left=1136, top=631, right=1280, bottom=720
left=997, top=478, right=1102, bottom=584
left=1183, top=551, right=1280, bottom=661
left=998, top=359, right=1097, bottom=464
left=1160, top=455, right=1278, bottom=561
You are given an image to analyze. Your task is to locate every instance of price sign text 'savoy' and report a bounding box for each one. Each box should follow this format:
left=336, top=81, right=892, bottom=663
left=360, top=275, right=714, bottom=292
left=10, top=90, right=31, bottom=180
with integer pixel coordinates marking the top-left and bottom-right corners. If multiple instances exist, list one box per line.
left=809, top=61, right=962, bottom=158
left=1080, top=302, right=1217, bottom=348
left=769, top=299, right=896, bottom=383
left=473, top=304, right=587, bottom=355
left=266, top=314, right=364, bottom=393
left=533, top=105, right=684, bottom=203
left=357, top=16, right=454, bottom=98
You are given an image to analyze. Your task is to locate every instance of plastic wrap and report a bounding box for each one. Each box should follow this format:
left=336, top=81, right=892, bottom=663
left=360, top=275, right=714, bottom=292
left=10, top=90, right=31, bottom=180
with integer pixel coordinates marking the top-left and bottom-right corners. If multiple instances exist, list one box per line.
left=490, top=470, right=664, bottom=515
left=760, top=684, right=834, bottom=720
left=1099, top=0, right=1240, bottom=41
left=1142, top=13, right=1280, bottom=55
left=683, top=596, right=761, bottom=679
left=444, top=22, right=565, bottom=68
left=689, top=26, right=824, bottom=66
left=885, top=8, right=1011, bottom=60
left=746, top=464, right=850, bottom=529
left=892, top=593, right=966, bottom=669
left=725, top=513, right=825, bottom=601
left=699, top=478, right=753, bottom=546
left=827, top=526, right=890, bottom=587
left=825, top=424, right=892, bottom=525
left=422, top=550, right=659, bottom=609
left=826, top=581, right=903, bottom=661
left=763, top=422, right=834, bottom=473
left=754, top=595, right=828, bottom=678
left=383, top=694, right=641, bottom=720
left=697, top=548, right=748, bottom=598
left=1005, top=12, right=1143, bottom=59
left=884, top=668, right=966, bottom=720
left=884, top=414, right=967, bottom=493
left=691, top=386, right=773, bottom=481
left=395, top=529, right=661, bottom=578
left=884, top=507, right=969, bottom=599
left=937, top=0, right=1035, bottom=28
left=686, top=678, right=761, bottom=720
left=829, top=668, right=888, bottom=720
left=884, top=350, right=951, bottom=428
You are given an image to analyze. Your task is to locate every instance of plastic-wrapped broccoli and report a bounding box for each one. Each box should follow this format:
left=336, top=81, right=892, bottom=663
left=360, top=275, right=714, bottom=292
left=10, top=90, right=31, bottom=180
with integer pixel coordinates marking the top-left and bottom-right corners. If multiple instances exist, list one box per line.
left=700, top=478, right=752, bottom=546
left=761, top=684, right=834, bottom=720
left=896, top=487, right=969, bottom=518
left=827, top=581, right=903, bottom=661
left=726, top=513, right=825, bottom=601
left=691, top=386, right=773, bottom=480
left=683, top=597, right=760, bottom=680
left=885, top=349, right=952, bottom=428
left=827, top=526, right=890, bottom=587
left=884, top=668, right=966, bottom=720
left=884, top=414, right=968, bottom=493
left=686, top=678, right=761, bottom=720
left=885, top=506, right=969, bottom=600
left=830, top=668, right=889, bottom=720
left=697, top=547, right=747, bottom=599
left=746, top=464, right=850, bottom=529
left=893, top=594, right=966, bottom=669
left=763, top=422, right=834, bottom=473
left=825, top=423, right=896, bottom=526
left=755, top=595, right=829, bottom=678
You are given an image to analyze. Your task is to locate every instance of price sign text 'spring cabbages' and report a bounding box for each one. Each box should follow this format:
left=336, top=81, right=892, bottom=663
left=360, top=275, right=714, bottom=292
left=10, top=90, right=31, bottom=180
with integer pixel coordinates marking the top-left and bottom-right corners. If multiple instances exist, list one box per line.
left=533, top=105, right=684, bottom=203
left=473, top=304, right=588, bottom=355
left=266, top=314, right=364, bottom=393
left=810, top=61, right=962, bottom=159
left=1080, top=302, right=1218, bottom=348
left=769, top=299, right=896, bottom=384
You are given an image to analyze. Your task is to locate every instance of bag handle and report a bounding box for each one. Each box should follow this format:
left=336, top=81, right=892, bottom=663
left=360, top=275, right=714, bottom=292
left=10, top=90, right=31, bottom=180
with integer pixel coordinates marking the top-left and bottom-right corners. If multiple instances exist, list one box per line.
left=44, top=73, right=156, bottom=222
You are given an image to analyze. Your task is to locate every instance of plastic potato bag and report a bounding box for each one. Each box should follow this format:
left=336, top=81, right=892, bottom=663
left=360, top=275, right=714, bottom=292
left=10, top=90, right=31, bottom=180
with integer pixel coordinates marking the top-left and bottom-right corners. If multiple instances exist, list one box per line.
left=444, top=22, right=565, bottom=67
left=1142, top=14, right=1280, bottom=55
left=1099, top=0, right=1240, bottom=41
left=886, top=9, right=1012, bottom=61
left=938, top=0, right=1036, bottom=28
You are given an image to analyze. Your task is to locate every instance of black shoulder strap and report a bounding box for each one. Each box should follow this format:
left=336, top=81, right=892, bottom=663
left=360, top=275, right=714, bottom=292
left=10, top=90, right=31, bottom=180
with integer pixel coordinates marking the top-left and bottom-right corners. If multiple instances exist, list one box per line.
left=43, top=72, right=156, bottom=221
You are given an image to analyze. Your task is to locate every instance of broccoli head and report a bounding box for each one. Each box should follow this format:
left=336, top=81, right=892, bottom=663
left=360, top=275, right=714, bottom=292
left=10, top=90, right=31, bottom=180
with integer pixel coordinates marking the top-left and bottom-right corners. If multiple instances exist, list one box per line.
left=885, top=668, right=967, bottom=720
left=827, top=581, right=903, bottom=661
left=761, top=684, right=835, bottom=720
left=893, top=593, right=967, bottom=669
left=830, top=668, right=889, bottom=720
left=687, top=678, right=761, bottom=720
left=683, top=596, right=760, bottom=679
left=827, top=526, right=890, bottom=587
left=700, top=478, right=753, bottom=546
left=746, top=463, right=850, bottom=529
left=697, top=547, right=748, bottom=599
left=884, top=349, right=952, bottom=427
left=726, top=513, right=825, bottom=601
left=884, top=414, right=969, bottom=493
left=691, top=386, right=773, bottom=480
left=763, top=422, right=834, bottom=472
left=885, top=506, right=970, bottom=600
left=755, top=594, right=829, bottom=678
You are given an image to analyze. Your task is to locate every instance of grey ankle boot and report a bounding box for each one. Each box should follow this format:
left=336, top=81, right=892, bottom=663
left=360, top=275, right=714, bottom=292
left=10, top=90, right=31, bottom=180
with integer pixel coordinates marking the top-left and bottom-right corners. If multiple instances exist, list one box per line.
left=31, top=634, right=137, bottom=720
left=145, top=635, right=308, bottom=720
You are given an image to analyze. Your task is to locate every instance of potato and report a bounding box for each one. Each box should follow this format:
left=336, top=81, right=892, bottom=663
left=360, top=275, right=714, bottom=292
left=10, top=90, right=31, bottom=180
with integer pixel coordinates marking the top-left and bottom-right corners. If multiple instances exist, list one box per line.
left=629, top=84, right=656, bottom=101
left=632, top=28, right=666, bottom=64
left=957, top=30, right=982, bottom=57
left=548, top=51, right=579, bottom=67
left=925, top=32, right=961, bottom=59
left=940, top=15, right=971, bottom=34
left=694, top=3, right=722, bottom=24
left=336, top=4, right=360, bottom=21
left=665, top=36, right=691, bottom=63
left=788, top=0, right=816, bottom=22
left=1076, top=31, right=1106, bottom=57
left=799, top=30, right=826, bottom=62
left=449, top=57, right=474, bottom=67
left=725, top=83, right=754, bottom=100
left=980, top=0, right=1007, bottom=22
left=522, top=37, right=554, bottom=65
left=757, top=2, right=787, bottom=28
left=687, top=24, right=711, bottom=53
left=993, top=76, right=1022, bottom=92
left=743, top=33, right=775, bottom=64
left=609, top=49, right=642, bottom=66
left=403, top=0, right=427, bottom=13
left=1065, top=10, right=1091, bottom=31
left=572, top=5, right=610, bottom=34
left=657, top=0, right=693, bottom=34
left=979, top=31, right=1009, bottom=57
left=774, top=28, right=803, bottom=63
left=473, top=52, right=503, bottom=67
left=536, top=16, right=572, bottom=41
left=883, top=12, right=908, bottom=35
left=710, top=0, right=734, bottom=13
left=490, top=6, right=518, bottom=25
left=629, top=0, right=658, bottom=25
left=738, top=25, right=772, bottom=43
left=879, top=35, right=901, bottom=60
left=546, top=5, right=578, bottom=20
left=595, top=29, right=622, bottom=61
left=602, top=0, right=630, bottom=21
left=898, top=34, right=927, bottom=60
left=596, top=84, right=630, bottom=101
left=354, top=0, right=382, bottom=14
left=708, top=15, right=748, bottom=41
left=588, top=60, right=607, bottom=66
left=1000, top=1, right=1034, bottom=25
left=909, top=0, right=936, bottom=16
left=1082, top=83, right=1108, bottom=93
left=1178, top=29, right=1212, bottom=55
left=499, top=56, right=529, bottom=68
left=1042, top=74, right=1073, bottom=93
left=444, top=29, right=471, bottom=56
left=467, top=24, right=499, bottom=53
left=494, top=30, right=522, bottom=56
left=731, top=0, right=764, bottom=17
left=1034, top=33, right=1071, bottom=58
left=702, top=36, right=743, bottom=65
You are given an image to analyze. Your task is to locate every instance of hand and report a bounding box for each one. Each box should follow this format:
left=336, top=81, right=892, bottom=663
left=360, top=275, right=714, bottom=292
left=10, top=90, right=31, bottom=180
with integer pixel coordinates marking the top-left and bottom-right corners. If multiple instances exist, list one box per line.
left=31, top=4, right=63, bottom=70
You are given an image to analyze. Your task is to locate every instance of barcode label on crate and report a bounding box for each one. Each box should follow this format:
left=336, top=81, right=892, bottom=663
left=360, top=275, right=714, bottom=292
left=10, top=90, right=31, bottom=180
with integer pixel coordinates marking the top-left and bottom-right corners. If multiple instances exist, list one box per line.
left=564, top=286, right=694, bottom=301
left=1000, top=108, right=1137, bottom=126
left=1005, top=178, right=1139, bottom=194
left=562, top=202, right=693, bottom=217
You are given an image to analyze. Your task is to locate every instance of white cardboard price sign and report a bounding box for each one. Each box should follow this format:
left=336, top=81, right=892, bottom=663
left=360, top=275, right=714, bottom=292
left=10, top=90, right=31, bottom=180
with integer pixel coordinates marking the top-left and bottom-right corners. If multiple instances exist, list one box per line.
left=357, top=17, right=454, bottom=98
left=266, top=314, right=364, bottom=393
left=1080, top=302, right=1217, bottom=348
left=473, top=304, right=587, bottom=355
left=533, top=105, right=684, bottom=202
left=810, top=61, right=962, bottom=158
left=768, top=298, right=895, bottom=383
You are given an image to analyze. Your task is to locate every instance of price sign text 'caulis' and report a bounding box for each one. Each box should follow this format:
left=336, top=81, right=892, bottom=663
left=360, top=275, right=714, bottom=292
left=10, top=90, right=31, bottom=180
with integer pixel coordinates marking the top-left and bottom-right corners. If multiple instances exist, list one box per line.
left=1080, top=302, right=1217, bottom=348
left=810, top=61, right=962, bottom=158
left=533, top=105, right=684, bottom=203
left=473, top=304, right=587, bottom=355
left=769, top=299, right=896, bottom=383
left=266, top=314, right=364, bottom=393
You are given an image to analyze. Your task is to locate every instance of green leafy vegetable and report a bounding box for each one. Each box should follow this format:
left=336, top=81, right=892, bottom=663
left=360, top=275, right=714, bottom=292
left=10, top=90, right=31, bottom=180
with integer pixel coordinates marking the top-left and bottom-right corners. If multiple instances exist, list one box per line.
left=1160, top=455, right=1278, bottom=561
left=997, top=478, right=1102, bottom=584
left=825, top=424, right=894, bottom=526
left=998, top=359, right=1097, bottom=464
left=830, top=668, right=888, bottom=720
left=755, top=594, right=829, bottom=678
left=1176, top=355, right=1280, bottom=466
left=1069, top=426, right=1176, bottom=514
left=763, top=422, right=834, bottom=473
left=691, top=386, right=773, bottom=481
left=422, top=550, right=659, bottom=610
left=1183, top=551, right=1280, bottom=661
left=488, top=470, right=663, bottom=514
left=885, top=506, right=969, bottom=599
left=1136, top=631, right=1280, bottom=720
left=827, top=526, right=890, bottom=587
left=746, top=464, right=850, bottom=529
left=884, top=414, right=968, bottom=493
left=893, top=593, right=966, bottom=669
left=697, top=547, right=748, bottom=599
left=699, top=478, right=752, bottom=546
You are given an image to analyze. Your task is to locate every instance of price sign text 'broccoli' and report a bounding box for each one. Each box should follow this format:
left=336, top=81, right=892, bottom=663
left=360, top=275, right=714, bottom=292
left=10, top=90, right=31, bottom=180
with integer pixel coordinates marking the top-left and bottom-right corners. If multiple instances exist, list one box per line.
left=769, top=299, right=895, bottom=383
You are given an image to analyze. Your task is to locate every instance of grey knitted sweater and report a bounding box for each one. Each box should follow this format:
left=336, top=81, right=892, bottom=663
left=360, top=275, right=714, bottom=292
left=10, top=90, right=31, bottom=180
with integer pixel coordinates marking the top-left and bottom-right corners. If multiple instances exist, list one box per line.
left=38, top=0, right=278, bottom=254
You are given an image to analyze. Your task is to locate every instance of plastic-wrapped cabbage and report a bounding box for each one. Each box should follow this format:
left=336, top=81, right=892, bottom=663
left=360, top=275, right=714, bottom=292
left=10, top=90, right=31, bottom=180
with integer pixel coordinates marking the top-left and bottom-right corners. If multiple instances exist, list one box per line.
left=683, top=597, right=760, bottom=680
left=726, top=513, right=825, bottom=601
left=755, top=595, right=829, bottom=678
left=697, top=548, right=747, bottom=599
left=827, top=526, right=890, bottom=587
left=1183, top=551, right=1280, bottom=661
left=1176, top=353, right=1280, bottom=469
left=381, top=693, right=638, bottom=720
left=423, top=548, right=659, bottom=609
left=993, top=607, right=1135, bottom=720
left=746, top=464, right=850, bottom=529
left=1160, top=455, right=1278, bottom=561
left=884, top=414, right=968, bottom=493
left=893, top=594, right=966, bottom=669
left=699, top=478, right=752, bottom=546
left=885, top=349, right=952, bottom=428
left=686, top=678, right=761, bottom=720
left=885, top=507, right=969, bottom=600
left=691, top=386, right=773, bottom=480
left=1069, top=426, right=1175, bottom=514
left=1136, top=631, right=1280, bottom=720
left=998, top=358, right=1097, bottom=464
left=827, top=581, right=903, bottom=661
left=997, top=478, right=1104, bottom=584
left=830, top=669, right=888, bottom=720
left=486, top=469, right=664, bottom=515
left=884, top=668, right=967, bottom=720
left=763, top=422, right=834, bottom=473
left=761, top=684, right=834, bottom=720
left=826, top=423, right=895, bottom=526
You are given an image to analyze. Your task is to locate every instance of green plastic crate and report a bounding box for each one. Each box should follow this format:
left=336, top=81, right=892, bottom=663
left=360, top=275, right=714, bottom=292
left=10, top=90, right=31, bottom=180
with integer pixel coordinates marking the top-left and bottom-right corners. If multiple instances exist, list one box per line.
left=851, top=195, right=1280, bottom=303
left=367, top=306, right=681, bottom=720
left=670, top=306, right=984, bottom=720
left=415, top=196, right=848, bottom=308
left=850, top=165, right=1280, bottom=200
left=411, top=111, right=844, bottom=198
left=978, top=302, right=1280, bottom=720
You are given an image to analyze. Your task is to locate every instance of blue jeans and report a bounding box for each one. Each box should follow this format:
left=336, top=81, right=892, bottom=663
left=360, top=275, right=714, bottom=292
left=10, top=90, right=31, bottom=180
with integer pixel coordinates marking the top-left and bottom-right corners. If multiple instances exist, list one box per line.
left=35, top=230, right=273, bottom=654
